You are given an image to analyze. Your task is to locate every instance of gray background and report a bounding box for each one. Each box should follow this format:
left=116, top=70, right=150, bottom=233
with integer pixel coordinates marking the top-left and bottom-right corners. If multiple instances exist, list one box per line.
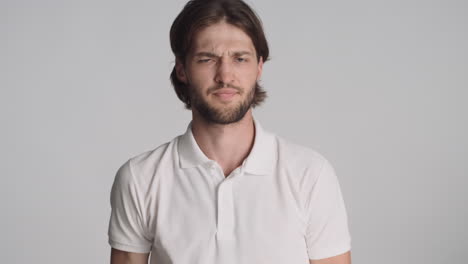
left=2, top=0, right=467, bottom=263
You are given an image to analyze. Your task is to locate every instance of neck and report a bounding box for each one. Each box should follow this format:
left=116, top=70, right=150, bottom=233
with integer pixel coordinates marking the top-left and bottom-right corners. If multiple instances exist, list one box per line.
left=191, top=109, right=255, bottom=177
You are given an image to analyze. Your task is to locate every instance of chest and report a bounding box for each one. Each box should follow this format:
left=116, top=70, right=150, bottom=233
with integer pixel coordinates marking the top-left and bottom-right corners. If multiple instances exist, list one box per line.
left=150, top=167, right=307, bottom=263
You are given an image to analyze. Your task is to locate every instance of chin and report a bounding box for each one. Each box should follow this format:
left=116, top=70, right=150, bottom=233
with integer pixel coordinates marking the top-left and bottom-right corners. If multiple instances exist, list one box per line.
left=199, top=103, right=250, bottom=125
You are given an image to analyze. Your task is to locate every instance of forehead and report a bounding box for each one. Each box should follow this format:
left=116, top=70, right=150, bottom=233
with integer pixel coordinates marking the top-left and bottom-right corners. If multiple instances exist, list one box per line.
left=190, top=21, right=256, bottom=55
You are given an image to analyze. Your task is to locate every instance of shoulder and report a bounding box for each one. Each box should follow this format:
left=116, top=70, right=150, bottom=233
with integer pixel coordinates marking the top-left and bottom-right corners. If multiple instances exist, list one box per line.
left=128, top=140, right=174, bottom=173
left=113, top=137, right=177, bottom=189
left=270, top=134, right=340, bottom=193
left=276, top=135, right=330, bottom=172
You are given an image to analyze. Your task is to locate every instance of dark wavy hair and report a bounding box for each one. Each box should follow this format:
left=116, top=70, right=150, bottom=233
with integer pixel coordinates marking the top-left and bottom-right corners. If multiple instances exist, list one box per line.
left=169, top=0, right=270, bottom=109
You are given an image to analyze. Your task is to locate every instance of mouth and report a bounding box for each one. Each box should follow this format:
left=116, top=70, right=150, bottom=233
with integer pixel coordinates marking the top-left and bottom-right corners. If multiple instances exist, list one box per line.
left=212, top=88, right=239, bottom=101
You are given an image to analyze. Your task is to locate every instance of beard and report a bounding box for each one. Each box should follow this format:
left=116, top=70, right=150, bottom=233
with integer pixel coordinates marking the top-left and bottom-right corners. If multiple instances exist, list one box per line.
left=189, top=82, right=256, bottom=125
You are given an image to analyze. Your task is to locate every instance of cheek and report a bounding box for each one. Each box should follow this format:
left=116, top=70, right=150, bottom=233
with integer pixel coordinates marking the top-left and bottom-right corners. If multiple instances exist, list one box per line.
left=240, top=65, right=259, bottom=82
left=189, top=66, right=215, bottom=82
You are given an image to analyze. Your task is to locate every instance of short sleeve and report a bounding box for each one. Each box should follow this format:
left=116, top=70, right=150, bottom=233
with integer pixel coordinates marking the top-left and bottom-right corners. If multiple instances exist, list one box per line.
left=107, top=159, right=153, bottom=253
left=303, top=158, right=351, bottom=260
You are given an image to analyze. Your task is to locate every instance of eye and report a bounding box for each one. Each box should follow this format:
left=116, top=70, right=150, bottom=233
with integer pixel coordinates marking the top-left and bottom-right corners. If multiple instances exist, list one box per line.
left=197, top=59, right=211, bottom=63
left=236, top=57, right=247, bottom=62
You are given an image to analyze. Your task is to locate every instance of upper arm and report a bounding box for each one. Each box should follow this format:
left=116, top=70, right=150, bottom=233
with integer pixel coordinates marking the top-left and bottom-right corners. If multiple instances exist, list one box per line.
left=302, top=158, right=352, bottom=260
left=111, top=248, right=150, bottom=264
left=108, top=160, right=153, bottom=253
left=309, top=250, right=351, bottom=264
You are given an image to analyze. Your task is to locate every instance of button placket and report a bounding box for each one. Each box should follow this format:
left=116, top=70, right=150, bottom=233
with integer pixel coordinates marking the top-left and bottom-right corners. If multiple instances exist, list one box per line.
left=208, top=161, right=243, bottom=241
left=216, top=179, right=234, bottom=240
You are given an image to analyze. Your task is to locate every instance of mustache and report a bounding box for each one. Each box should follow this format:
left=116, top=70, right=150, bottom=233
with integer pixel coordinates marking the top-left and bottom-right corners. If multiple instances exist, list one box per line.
left=207, top=83, right=242, bottom=94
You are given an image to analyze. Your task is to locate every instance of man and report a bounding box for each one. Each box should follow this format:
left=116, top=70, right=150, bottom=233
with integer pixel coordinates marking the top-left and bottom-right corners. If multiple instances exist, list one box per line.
left=108, top=0, right=352, bottom=263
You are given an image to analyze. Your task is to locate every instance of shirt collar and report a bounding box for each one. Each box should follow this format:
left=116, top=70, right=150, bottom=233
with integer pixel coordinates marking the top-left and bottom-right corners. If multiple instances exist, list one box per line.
left=177, top=115, right=277, bottom=176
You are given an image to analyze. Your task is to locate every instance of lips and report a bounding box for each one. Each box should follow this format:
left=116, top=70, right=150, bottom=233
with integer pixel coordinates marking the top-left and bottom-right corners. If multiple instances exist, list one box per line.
left=212, top=88, right=238, bottom=95
left=212, top=88, right=238, bottom=100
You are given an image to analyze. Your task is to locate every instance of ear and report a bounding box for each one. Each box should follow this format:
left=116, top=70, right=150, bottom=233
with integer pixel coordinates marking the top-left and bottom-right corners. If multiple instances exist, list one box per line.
left=175, top=58, right=187, bottom=84
left=256, top=56, right=264, bottom=81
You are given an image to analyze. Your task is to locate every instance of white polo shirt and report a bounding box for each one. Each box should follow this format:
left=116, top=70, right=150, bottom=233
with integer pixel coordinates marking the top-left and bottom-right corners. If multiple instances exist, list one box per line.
left=108, top=117, right=351, bottom=263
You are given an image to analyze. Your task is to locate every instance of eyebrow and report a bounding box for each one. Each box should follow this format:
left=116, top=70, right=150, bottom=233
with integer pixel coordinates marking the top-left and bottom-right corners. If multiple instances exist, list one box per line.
left=193, top=51, right=253, bottom=57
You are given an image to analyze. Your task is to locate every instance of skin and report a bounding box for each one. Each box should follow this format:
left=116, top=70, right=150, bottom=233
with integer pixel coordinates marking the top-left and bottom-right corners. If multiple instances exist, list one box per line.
left=110, top=248, right=149, bottom=264
left=309, top=251, right=352, bottom=264
left=110, top=21, right=352, bottom=264
left=176, top=20, right=262, bottom=176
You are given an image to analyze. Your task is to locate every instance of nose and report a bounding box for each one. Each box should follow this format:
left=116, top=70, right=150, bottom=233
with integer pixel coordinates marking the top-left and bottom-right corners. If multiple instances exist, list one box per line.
left=214, top=59, right=234, bottom=86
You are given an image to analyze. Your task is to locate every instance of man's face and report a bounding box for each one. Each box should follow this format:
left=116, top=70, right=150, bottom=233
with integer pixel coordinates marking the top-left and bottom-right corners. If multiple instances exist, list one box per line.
left=176, top=21, right=263, bottom=124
